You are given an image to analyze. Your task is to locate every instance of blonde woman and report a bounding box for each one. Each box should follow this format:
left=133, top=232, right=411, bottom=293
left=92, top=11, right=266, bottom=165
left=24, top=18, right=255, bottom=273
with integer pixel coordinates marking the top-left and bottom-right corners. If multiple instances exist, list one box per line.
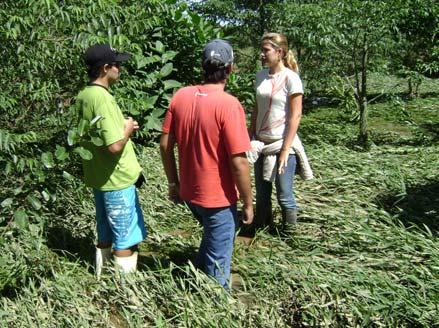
left=249, top=32, right=303, bottom=232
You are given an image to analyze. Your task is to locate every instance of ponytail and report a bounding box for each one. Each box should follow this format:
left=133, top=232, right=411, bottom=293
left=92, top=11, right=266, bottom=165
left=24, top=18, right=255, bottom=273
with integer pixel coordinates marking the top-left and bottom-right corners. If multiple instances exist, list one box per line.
left=284, top=50, right=299, bottom=73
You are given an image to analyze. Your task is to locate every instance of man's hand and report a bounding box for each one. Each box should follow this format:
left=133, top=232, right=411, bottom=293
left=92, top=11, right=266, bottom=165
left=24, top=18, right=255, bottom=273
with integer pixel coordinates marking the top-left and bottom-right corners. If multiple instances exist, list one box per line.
left=241, top=204, right=254, bottom=225
left=168, top=183, right=182, bottom=204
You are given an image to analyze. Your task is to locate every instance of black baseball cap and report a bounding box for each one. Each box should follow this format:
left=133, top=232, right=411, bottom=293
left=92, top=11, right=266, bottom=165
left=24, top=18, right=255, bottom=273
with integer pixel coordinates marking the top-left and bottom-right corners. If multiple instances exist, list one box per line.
left=84, top=43, right=130, bottom=68
left=202, top=39, right=234, bottom=68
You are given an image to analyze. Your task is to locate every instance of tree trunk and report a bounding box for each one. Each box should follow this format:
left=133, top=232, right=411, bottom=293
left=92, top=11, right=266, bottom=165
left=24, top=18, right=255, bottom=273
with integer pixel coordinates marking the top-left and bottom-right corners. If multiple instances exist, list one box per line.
left=358, top=38, right=368, bottom=147
left=358, top=95, right=368, bottom=145
left=408, top=77, right=414, bottom=98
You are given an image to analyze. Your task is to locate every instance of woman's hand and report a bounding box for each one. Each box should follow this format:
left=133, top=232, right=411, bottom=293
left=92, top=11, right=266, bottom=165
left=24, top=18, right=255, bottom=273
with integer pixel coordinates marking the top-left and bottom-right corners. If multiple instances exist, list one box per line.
left=278, top=149, right=289, bottom=174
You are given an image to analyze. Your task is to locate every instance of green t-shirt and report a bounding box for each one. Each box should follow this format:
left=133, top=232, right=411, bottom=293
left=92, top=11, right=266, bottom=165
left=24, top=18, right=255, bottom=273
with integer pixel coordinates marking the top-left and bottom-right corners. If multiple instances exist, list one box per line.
left=76, top=85, right=142, bottom=191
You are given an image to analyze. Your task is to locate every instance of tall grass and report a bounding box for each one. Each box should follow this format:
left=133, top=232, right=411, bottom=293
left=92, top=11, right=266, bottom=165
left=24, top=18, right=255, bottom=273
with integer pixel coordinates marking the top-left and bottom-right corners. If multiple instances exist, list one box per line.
left=1, top=77, right=438, bottom=327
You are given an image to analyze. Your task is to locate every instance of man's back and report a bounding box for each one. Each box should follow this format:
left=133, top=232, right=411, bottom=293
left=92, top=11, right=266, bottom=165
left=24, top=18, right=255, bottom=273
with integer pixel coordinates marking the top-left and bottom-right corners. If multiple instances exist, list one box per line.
left=162, top=84, right=250, bottom=207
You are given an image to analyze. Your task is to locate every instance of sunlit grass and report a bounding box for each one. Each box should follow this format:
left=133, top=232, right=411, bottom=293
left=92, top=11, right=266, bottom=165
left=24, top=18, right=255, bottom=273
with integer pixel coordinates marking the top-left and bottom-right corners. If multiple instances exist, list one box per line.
left=1, top=75, right=438, bottom=327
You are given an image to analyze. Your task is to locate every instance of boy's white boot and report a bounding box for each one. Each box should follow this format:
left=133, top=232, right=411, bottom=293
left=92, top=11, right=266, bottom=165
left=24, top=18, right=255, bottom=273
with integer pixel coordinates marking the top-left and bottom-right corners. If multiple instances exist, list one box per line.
left=114, top=252, right=138, bottom=274
left=95, top=247, right=112, bottom=278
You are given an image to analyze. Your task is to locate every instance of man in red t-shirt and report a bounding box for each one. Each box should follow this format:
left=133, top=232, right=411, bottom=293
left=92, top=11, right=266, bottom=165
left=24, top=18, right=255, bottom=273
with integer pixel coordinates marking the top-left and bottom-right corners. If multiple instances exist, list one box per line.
left=160, top=39, right=253, bottom=289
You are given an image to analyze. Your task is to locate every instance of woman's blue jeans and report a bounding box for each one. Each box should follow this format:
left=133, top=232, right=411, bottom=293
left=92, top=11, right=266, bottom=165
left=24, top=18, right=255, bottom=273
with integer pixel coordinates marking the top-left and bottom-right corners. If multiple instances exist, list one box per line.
left=187, top=203, right=238, bottom=289
left=254, top=153, right=297, bottom=226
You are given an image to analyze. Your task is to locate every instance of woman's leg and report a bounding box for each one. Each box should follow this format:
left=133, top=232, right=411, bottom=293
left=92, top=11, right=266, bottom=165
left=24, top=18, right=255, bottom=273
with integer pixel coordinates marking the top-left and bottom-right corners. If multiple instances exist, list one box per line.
left=275, top=154, right=298, bottom=226
left=254, top=155, right=273, bottom=228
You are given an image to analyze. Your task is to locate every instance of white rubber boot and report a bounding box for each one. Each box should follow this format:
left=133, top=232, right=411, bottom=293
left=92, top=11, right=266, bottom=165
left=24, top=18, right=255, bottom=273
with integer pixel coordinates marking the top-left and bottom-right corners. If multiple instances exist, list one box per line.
left=95, top=247, right=112, bottom=278
left=114, top=252, right=138, bottom=274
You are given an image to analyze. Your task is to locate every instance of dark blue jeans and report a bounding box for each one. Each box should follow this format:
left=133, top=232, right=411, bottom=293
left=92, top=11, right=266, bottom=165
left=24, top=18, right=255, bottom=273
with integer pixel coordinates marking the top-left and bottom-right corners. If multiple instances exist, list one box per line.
left=254, top=153, right=297, bottom=211
left=187, top=203, right=238, bottom=289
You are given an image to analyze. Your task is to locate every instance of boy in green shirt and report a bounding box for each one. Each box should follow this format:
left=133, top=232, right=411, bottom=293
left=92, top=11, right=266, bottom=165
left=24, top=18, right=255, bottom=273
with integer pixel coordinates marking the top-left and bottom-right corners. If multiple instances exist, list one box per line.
left=76, top=44, right=146, bottom=276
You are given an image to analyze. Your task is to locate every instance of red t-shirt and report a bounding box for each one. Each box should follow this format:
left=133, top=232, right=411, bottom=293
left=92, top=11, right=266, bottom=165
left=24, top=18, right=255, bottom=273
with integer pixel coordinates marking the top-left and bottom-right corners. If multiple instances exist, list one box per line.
left=162, top=84, right=250, bottom=208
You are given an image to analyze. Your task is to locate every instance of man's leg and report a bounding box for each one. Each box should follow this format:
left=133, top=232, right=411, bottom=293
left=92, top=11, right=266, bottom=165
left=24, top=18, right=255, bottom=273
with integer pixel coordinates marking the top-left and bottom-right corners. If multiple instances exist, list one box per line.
left=186, top=203, right=206, bottom=269
left=196, top=204, right=238, bottom=289
left=103, top=185, right=147, bottom=273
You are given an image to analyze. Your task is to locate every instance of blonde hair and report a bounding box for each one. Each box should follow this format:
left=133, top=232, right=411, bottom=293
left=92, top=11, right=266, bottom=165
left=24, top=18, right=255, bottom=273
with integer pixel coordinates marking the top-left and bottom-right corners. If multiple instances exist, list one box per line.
left=261, top=32, right=299, bottom=73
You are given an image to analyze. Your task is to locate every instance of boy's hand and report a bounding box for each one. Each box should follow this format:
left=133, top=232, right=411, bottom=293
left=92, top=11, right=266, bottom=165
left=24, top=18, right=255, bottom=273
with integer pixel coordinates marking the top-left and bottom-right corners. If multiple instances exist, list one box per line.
left=125, top=117, right=140, bottom=136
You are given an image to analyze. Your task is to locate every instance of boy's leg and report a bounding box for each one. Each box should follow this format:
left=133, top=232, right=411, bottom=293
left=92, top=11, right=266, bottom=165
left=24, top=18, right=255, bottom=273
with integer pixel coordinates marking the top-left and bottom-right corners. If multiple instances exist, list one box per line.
left=102, top=185, right=147, bottom=273
left=93, top=190, right=113, bottom=277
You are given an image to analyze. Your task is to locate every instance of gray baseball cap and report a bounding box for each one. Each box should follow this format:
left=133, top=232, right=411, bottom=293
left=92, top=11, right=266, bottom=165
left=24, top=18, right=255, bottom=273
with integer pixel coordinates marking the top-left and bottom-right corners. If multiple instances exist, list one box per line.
left=202, top=39, right=234, bottom=68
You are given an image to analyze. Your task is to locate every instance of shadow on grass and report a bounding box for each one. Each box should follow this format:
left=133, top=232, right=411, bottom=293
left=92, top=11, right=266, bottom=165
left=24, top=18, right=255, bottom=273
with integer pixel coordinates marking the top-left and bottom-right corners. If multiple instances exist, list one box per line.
left=376, top=180, right=439, bottom=235
left=139, top=242, right=208, bottom=292
left=138, top=242, right=198, bottom=271
left=45, top=225, right=95, bottom=269
left=421, top=122, right=439, bottom=142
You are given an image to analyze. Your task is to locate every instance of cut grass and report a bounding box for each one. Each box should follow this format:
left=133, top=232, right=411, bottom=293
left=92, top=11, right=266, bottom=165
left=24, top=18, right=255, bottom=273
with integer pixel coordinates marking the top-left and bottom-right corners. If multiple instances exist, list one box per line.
left=1, top=76, right=438, bottom=327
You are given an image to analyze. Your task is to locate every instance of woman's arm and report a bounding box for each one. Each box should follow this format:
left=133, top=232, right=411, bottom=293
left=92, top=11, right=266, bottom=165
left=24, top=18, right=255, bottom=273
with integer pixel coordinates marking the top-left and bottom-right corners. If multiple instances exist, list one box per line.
left=278, top=93, right=303, bottom=174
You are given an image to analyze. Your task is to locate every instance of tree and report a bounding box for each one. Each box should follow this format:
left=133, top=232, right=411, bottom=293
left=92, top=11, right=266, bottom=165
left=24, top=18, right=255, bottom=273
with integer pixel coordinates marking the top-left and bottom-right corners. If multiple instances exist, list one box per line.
left=189, top=0, right=281, bottom=70
left=391, top=0, right=439, bottom=97
left=0, top=0, right=218, bottom=242
left=272, top=0, right=402, bottom=146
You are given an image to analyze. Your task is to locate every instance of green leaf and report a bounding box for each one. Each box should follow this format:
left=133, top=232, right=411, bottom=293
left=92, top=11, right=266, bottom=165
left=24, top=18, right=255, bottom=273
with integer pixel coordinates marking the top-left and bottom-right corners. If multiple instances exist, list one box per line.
left=13, top=186, right=23, bottom=195
left=155, top=40, right=164, bottom=53
left=143, top=95, right=158, bottom=110
left=67, top=129, right=77, bottom=146
left=78, top=119, right=89, bottom=137
left=162, top=51, right=177, bottom=62
left=55, top=145, right=69, bottom=161
left=62, top=171, right=74, bottom=180
left=74, top=146, right=93, bottom=160
left=27, top=195, right=42, bottom=210
left=146, top=115, right=162, bottom=132
left=135, top=55, right=152, bottom=70
left=14, top=210, right=29, bottom=229
left=41, top=190, right=50, bottom=202
left=90, top=115, right=102, bottom=126
left=91, top=136, right=104, bottom=146
left=1, top=198, right=13, bottom=208
left=163, top=80, right=181, bottom=90
left=41, top=152, right=55, bottom=168
left=160, top=63, right=173, bottom=77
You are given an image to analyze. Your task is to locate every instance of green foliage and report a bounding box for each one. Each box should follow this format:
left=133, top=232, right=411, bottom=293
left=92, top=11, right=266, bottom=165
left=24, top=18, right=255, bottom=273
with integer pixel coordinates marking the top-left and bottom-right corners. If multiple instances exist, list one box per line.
left=226, top=71, right=255, bottom=110
left=189, top=0, right=279, bottom=70
left=0, top=0, right=218, bottom=293
left=392, top=0, right=439, bottom=77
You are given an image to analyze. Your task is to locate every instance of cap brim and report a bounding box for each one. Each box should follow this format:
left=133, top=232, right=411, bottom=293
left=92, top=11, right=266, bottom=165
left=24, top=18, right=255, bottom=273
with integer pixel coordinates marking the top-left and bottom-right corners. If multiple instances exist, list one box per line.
left=115, top=53, right=130, bottom=62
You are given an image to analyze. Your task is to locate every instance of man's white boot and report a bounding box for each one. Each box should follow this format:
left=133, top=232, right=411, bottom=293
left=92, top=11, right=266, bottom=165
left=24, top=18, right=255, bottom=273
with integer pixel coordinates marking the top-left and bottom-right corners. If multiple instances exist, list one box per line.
left=95, top=247, right=112, bottom=278
left=114, top=251, right=138, bottom=274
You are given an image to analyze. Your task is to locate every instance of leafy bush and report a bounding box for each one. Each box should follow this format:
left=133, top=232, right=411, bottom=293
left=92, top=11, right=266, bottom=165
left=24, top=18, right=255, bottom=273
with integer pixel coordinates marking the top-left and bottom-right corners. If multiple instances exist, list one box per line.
left=0, top=0, right=218, bottom=294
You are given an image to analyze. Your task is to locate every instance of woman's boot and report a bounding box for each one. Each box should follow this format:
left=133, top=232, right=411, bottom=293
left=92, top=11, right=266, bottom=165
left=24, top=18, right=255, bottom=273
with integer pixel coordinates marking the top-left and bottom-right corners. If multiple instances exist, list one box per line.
left=282, top=208, right=298, bottom=232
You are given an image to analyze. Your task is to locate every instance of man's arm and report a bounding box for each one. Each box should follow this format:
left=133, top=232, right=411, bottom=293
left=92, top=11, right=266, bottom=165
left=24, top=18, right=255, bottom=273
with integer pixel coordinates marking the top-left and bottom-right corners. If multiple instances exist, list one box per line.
left=159, top=132, right=180, bottom=203
left=229, top=153, right=253, bottom=224
left=248, top=101, right=258, bottom=139
left=107, top=117, right=139, bottom=155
